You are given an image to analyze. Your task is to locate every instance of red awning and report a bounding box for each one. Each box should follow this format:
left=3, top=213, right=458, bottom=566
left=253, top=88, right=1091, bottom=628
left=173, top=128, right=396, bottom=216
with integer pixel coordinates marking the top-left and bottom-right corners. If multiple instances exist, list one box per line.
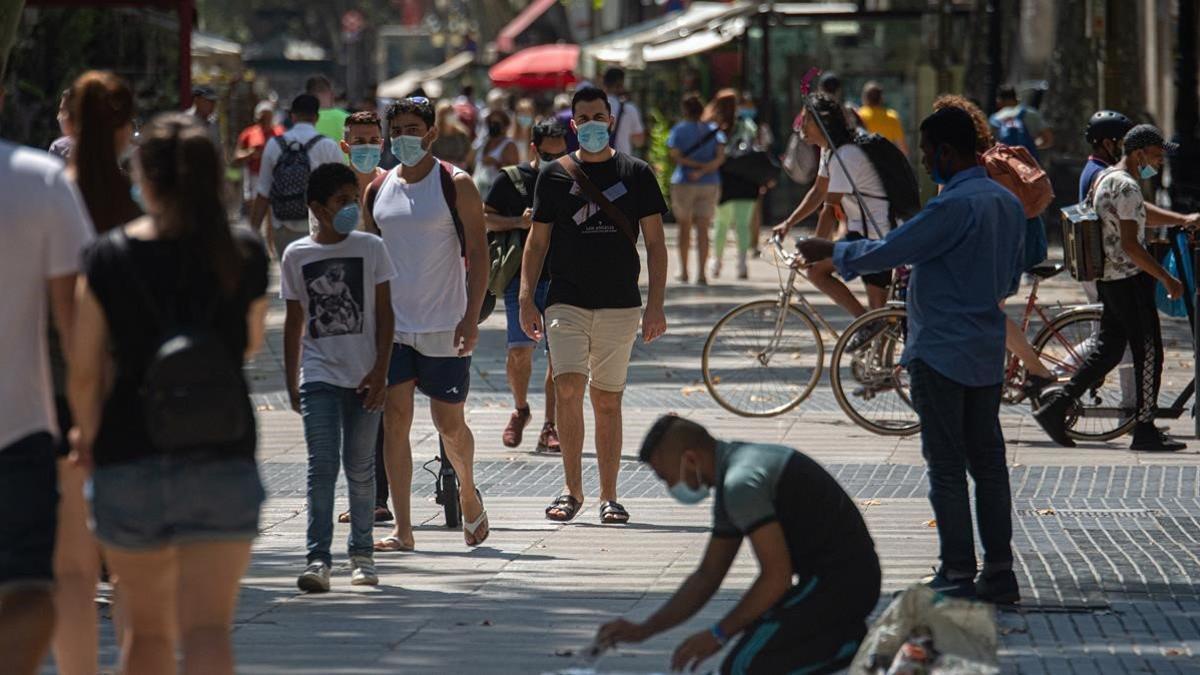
left=496, top=0, right=558, bottom=54
left=488, top=43, right=579, bottom=91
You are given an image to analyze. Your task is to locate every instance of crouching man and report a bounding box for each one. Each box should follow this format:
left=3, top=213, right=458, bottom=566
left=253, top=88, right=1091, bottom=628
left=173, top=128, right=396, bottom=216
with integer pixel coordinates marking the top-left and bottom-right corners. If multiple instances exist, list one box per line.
left=596, top=415, right=881, bottom=674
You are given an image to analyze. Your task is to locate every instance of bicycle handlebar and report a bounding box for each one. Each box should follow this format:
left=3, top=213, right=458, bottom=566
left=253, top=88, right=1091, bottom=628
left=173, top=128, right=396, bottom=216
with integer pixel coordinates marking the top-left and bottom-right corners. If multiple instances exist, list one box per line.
left=770, top=235, right=799, bottom=265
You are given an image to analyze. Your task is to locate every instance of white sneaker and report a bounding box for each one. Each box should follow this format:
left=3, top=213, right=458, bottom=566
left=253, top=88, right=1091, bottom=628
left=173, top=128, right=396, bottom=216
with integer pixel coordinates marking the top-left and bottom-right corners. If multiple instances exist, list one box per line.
left=350, top=555, right=378, bottom=586
left=709, top=258, right=722, bottom=278
left=297, top=561, right=331, bottom=593
left=736, top=259, right=749, bottom=280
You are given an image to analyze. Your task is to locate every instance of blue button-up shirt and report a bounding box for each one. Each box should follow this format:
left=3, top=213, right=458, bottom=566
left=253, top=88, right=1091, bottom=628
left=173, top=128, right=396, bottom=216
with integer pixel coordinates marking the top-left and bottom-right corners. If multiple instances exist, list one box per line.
left=833, top=166, right=1025, bottom=386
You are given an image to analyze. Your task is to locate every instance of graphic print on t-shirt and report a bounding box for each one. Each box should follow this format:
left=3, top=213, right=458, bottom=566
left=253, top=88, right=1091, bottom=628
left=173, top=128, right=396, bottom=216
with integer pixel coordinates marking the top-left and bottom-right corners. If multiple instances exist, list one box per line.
left=302, top=257, right=365, bottom=338
left=568, top=180, right=629, bottom=231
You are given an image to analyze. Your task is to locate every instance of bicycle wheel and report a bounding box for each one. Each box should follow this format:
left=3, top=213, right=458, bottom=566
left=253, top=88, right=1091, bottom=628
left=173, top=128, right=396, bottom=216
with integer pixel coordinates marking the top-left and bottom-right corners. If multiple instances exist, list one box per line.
left=1032, top=308, right=1137, bottom=441
left=702, top=300, right=824, bottom=417
left=830, top=307, right=920, bottom=436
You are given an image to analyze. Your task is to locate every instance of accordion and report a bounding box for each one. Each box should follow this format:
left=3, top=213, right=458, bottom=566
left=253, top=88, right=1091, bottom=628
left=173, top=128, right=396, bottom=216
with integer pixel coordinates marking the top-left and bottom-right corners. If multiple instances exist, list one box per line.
left=1060, top=202, right=1105, bottom=281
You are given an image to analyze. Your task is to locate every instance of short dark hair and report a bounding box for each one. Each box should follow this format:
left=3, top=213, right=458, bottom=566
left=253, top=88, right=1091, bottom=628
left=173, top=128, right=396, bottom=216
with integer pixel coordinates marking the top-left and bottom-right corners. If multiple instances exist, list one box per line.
left=919, top=106, right=978, bottom=158
left=571, top=86, right=611, bottom=115
left=290, top=94, right=320, bottom=117
left=997, top=84, right=1018, bottom=102
left=818, top=72, right=841, bottom=95
left=602, top=67, right=625, bottom=87
left=863, top=81, right=883, bottom=106
left=638, top=415, right=714, bottom=463
left=307, top=162, right=357, bottom=207
left=345, top=110, right=381, bottom=130
left=532, top=120, right=566, bottom=147
left=305, top=75, right=332, bottom=95
left=386, top=97, right=435, bottom=129
left=682, top=93, right=704, bottom=119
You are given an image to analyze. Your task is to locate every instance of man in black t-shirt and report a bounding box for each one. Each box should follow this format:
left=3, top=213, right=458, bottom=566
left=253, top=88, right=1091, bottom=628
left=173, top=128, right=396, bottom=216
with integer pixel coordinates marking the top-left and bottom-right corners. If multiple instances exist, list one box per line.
left=485, top=121, right=567, bottom=453
left=519, top=87, right=669, bottom=526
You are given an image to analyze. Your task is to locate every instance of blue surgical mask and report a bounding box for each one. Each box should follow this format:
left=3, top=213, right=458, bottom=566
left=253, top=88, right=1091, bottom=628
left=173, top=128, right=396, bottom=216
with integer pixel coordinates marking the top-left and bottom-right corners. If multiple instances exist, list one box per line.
left=130, top=182, right=145, bottom=211
left=1139, top=164, right=1158, bottom=179
left=576, top=121, right=611, bottom=153
left=739, top=108, right=756, bottom=120
left=517, top=114, right=534, bottom=128
left=349, top=145, right=381, bottom=173
left=930, top=148, right=948, bottom=186
left=391, top=135, right=427, bottom=167
left=668, top=456, right=710, bottom=505
left=332, top=203, right=360, bottom=234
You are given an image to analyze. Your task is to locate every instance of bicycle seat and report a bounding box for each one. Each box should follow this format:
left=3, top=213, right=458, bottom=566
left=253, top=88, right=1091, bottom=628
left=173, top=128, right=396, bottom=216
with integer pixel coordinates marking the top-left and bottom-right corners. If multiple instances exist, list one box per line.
left=1028, top=263, right=1065, bottom=280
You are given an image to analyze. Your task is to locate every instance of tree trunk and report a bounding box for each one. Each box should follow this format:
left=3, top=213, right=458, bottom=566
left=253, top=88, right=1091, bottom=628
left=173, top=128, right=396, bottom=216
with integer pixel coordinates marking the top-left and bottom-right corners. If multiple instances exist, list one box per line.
left=1103, top=0, right=1144, bottom=120
left=0, top=0, right=25, bottom=79
left=1171, top=0, right=1200, bottom=213
left=1044, top=0, right=1097, bottom=158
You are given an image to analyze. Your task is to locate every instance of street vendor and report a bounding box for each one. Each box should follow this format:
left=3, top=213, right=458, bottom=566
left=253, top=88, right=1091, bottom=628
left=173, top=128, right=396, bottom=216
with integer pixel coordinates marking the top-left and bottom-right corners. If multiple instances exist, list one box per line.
left=596, top=415, right=881, bottom=674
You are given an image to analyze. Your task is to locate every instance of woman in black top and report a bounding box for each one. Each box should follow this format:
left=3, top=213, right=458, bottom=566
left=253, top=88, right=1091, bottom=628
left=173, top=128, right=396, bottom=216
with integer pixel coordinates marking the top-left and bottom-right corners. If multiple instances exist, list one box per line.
left=68, top=113, right=269, bottom=675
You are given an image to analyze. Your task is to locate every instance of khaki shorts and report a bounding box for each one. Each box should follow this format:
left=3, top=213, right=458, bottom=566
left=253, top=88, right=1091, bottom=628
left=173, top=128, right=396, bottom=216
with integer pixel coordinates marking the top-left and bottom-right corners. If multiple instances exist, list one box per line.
left=545, top=304, right=642, bottom=392
left=670, top=183, right=720, bottom=224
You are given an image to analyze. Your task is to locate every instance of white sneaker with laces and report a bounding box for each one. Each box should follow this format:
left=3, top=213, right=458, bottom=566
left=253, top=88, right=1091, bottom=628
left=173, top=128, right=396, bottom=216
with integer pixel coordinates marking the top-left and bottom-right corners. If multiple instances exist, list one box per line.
left=297, top=561, right=331, bottom=593
left=350, top=555, right=379, bottom=586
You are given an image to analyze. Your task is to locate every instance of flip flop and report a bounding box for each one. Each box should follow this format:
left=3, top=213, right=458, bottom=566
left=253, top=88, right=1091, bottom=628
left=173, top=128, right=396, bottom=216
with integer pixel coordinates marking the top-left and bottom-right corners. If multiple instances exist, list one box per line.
left=599, top=501, right=630, bottom=525
left=464, top=489, right=489, bottom=547
left=340, top=506, right=394, bottom=524
left=373, top=536, right=414, bottom=553
left=545, top=494, right=583, bottom=522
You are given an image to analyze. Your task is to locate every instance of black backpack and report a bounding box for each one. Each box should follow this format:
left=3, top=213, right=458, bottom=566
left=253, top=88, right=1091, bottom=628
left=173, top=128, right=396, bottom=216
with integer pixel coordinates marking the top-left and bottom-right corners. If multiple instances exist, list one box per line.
left=854, top=133, right=921, bottom=229
left=269, top=135, right=323, bottom=221
left=116, top=232, right=251, bottom=451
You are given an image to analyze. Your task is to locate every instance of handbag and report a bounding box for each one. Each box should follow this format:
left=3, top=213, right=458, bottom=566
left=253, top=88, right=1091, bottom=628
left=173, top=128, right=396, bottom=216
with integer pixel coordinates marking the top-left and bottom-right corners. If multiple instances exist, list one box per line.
left=1155, top=232, right=1195, bottom=318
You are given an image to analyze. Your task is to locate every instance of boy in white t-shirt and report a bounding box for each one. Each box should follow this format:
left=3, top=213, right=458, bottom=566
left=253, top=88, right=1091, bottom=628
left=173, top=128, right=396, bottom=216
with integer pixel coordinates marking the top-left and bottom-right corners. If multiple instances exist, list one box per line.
left=282, top=163, right=397, bottom=592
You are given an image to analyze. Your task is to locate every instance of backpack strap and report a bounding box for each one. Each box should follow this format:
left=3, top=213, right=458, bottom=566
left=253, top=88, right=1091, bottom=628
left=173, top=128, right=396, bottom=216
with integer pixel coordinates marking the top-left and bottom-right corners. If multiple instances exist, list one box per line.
left=557, top=154, right=638, bottom=246
left=501, top=165, right=527, bottom=199
left=438, top=159, right=467, bottom=258
left=302, top=136, right=323, bottom=152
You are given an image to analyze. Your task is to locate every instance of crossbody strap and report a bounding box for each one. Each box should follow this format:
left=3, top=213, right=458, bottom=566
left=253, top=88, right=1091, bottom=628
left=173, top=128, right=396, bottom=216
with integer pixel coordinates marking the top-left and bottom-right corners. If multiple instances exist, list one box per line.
left=680, top=125, right=721, bottom=158
left=557, top=154, right=638, bottom=246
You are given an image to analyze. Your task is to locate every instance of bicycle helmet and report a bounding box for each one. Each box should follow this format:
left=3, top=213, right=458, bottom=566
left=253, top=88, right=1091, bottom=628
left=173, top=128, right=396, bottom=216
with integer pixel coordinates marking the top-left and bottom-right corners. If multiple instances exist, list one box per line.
left=1085, top=110, right=1134, bottom=145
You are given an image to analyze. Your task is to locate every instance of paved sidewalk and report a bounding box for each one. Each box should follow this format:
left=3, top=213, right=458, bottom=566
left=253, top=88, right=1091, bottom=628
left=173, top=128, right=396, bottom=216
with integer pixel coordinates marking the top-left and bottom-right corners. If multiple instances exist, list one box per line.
left=70, top=231, right=1200, bottom=674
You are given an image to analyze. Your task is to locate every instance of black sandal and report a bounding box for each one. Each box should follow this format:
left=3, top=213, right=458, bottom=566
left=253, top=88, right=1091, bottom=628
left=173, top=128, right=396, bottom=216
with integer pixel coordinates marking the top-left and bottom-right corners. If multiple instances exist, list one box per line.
left=599, top=501, right=630, bottom=525
left=545, top=495, right=583, bottom=522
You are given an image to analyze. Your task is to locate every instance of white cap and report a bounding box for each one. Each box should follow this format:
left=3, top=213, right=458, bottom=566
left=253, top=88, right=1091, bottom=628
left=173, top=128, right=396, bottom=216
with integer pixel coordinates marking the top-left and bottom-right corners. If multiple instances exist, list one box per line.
left=254, top=100, right=274, bottom=117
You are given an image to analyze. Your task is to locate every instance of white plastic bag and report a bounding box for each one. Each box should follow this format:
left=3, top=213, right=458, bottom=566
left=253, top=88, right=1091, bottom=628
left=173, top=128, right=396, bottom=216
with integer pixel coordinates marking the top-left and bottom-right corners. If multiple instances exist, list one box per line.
left=850, top=584, right=999, bottom=675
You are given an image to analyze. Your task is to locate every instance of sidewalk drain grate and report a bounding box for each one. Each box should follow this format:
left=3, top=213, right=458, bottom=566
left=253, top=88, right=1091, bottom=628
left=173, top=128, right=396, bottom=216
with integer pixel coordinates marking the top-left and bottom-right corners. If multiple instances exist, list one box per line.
left=1017, top=508, right=1163, bottom=518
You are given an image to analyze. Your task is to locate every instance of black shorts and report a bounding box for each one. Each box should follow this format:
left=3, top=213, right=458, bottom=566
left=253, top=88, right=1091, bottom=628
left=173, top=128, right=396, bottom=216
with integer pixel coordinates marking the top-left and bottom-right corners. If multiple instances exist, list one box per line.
left=842, top=232, right=893, bottom=289
left=720, top=564, right=881, bottom=675
left=387, top=343, right=471, bottom=404
left=0, top=432, right=58, bottom=595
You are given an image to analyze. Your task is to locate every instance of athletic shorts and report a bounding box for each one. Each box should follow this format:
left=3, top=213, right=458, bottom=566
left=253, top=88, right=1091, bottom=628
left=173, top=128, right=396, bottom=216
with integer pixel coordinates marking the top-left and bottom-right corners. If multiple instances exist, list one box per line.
left=720, top=565, right=881, bottom=675
left=545, top=303, right=641, bottom=393
left=504, top=275, right=550, bottom=349
left=670, top=183, right=720, bottom=223
left=842, top=232, right=893, bottom=289
left=388, top=343, right=471, bottom=404
left=0, top=432, right=58, bottom=595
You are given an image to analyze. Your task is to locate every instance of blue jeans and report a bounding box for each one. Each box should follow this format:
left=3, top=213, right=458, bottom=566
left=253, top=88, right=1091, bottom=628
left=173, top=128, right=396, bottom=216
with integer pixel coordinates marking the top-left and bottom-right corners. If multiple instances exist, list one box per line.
left=300, top=382, right=381, bottom=565
left=907, top=359, right=1013, bottom=576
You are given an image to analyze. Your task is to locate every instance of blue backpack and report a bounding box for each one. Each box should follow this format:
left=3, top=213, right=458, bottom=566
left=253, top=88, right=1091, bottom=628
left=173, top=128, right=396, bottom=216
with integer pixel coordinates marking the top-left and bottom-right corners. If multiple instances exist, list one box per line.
left=990, top=107, right=1038, bottom=159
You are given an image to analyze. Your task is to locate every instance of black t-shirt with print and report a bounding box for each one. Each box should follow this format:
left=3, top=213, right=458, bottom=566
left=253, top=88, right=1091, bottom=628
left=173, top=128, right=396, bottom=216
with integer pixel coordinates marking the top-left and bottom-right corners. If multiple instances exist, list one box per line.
left=484, top=163, right=549, bottom=283
left=531, top=152, right=667, bottom=309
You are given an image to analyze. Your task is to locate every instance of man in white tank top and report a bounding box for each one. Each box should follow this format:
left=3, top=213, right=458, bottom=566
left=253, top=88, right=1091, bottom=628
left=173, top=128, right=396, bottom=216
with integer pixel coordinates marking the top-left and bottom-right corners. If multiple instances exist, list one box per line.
left=364, top=97, right=491, bottom=551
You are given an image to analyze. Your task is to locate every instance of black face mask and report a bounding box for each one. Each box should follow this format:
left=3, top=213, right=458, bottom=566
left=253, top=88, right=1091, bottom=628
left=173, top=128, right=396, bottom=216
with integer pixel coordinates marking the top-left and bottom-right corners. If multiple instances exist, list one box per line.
left=538, top=151, right=566, bottom=163
left=488, top=122, right=505, bottom=137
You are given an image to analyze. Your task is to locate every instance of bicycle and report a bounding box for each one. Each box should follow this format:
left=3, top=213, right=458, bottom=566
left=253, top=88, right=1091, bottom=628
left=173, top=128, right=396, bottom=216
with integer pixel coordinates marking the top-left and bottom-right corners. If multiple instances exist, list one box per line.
left=702, top=236, right=919, bottom=435
left=422, top=437, right=461, bottom=528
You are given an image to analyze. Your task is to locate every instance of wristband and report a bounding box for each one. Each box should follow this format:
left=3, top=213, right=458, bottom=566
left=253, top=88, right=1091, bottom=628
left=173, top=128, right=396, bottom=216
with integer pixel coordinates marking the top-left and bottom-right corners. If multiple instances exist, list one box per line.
left=710, top=623, right=728, bottom=646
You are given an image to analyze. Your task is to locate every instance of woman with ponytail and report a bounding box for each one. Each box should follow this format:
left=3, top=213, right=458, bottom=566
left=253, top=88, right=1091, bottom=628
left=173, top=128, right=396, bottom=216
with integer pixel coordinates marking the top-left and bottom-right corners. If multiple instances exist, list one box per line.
left=68, top=113, right=269, bottom=675
left=50, top=70, right=140, bottom=675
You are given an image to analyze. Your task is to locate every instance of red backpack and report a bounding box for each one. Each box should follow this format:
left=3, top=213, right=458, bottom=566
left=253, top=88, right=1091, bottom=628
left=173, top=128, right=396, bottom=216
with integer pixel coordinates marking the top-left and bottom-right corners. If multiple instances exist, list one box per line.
left=981, top=143, right=1054, bottom=218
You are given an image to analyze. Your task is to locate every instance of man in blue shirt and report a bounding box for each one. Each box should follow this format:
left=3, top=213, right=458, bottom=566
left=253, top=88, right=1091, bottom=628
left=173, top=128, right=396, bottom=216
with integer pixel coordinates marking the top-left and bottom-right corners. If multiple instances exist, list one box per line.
left=798, top=107, right=1026, bottom=603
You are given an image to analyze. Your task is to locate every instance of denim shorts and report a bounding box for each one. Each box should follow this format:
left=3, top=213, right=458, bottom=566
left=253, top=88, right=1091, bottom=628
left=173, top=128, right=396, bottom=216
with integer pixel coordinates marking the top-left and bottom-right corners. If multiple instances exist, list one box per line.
left=504, top=275, right=550, bottom=348
left=89, top=454, right=264, bottom=551
left=0, top=432, right=58, bottom=594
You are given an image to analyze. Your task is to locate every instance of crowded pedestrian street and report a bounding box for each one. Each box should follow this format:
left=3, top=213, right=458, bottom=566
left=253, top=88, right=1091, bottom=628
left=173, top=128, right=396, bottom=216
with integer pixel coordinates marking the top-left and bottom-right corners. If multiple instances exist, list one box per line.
left=58, top=233, right=1198, bottom=674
